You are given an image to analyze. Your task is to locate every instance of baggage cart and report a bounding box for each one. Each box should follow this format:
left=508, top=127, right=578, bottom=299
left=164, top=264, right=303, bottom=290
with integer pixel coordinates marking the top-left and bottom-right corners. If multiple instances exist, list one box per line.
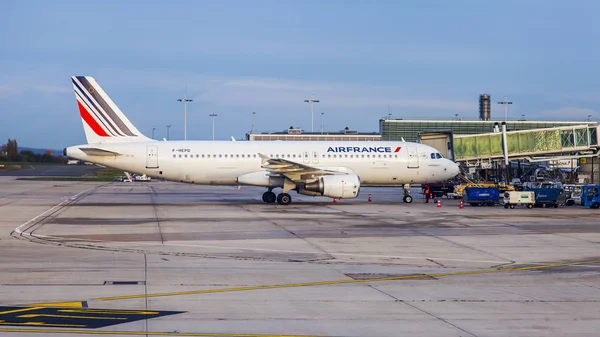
left=526, top=188, right=563, bottom=208
left=464, top=187, right=500, bottom=206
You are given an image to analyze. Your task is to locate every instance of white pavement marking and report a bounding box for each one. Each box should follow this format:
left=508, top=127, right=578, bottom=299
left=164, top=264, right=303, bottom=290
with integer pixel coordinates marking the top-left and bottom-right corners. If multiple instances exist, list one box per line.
left=12, top=186, right=98, bottom=239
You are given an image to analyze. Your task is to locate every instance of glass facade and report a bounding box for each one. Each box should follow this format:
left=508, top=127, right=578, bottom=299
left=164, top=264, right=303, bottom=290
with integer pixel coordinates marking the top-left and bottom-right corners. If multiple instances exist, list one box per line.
left=380, top=119, right=597, bottom=142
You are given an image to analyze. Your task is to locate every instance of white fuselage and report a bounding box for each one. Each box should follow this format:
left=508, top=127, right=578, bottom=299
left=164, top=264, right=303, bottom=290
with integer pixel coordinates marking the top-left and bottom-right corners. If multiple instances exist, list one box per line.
left=66, top=141, right=459, bottom=186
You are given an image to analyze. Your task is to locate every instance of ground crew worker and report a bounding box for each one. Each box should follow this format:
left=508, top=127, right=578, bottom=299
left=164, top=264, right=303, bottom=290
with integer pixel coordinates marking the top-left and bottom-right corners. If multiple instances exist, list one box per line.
left=424, top=185, right=430, bottom=203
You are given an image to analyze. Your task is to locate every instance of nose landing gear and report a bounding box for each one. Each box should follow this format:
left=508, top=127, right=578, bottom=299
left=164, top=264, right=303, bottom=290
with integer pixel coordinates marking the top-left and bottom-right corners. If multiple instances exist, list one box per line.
left=403, top=184, right=413, bottom=203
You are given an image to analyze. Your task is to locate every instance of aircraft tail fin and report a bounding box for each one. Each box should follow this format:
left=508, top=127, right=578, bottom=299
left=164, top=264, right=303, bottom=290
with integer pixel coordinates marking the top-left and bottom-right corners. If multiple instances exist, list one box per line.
left=71, top=76, right=153, bottom=144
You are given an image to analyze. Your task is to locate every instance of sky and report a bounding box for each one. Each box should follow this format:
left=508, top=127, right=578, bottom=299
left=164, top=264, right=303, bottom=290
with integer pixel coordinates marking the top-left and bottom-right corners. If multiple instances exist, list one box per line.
left=1, top=0, right=600, bottom=149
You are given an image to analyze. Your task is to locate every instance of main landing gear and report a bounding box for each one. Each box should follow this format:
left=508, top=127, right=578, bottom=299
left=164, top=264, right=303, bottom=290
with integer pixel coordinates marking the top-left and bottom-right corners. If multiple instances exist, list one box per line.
left=403, top=184, right=413, bottom=203
left=262, top=189, right=292, bottom=205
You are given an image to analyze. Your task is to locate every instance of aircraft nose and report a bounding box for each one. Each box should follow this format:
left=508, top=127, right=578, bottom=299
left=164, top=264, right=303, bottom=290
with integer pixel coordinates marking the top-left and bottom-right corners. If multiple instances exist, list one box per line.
left=445, top=160, right=460, bottom=178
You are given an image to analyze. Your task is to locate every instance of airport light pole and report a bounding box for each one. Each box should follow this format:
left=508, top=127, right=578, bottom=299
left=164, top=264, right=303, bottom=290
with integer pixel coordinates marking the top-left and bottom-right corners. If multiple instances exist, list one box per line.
left=177, top=92, right=193, bottom=140
left=209, top=113, right=218, bottom=141
left=251, top=111, right=256, bottom=134
left=152, top=127, right=155, bottom=140
left=304, top=96, right=320, bottom=132
left=497, top=96, right=513, bottom=123
left=320, top=112, right=325, bottom=134
left=166, top=124, right=171, bottom=140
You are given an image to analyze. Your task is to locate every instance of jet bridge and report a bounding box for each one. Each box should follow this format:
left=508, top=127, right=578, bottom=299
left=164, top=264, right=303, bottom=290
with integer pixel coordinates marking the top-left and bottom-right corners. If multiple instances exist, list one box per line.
left=453, top=124, right=599, bottom=165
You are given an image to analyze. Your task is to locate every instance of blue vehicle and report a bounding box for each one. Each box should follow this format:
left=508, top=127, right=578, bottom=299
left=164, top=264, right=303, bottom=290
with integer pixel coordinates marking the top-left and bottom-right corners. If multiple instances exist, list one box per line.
left=582, top=185, right=600, bottom=209
left=525, top=188, right=563, bottom=208
left=464, top=187, right=500, bottom=206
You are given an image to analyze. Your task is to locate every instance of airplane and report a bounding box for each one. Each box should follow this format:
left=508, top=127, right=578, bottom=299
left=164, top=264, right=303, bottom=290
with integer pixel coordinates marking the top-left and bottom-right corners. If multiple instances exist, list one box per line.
left=65, top=76, right=460, bottom=205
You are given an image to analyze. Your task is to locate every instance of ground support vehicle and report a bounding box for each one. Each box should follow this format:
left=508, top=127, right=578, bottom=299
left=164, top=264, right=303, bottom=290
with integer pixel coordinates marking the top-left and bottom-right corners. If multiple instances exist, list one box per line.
left=503, top=191, right=535, bottom=209
left=582, top=185, right=600, bottom=209
left=463, top=187, right=500, bottom=206
left=526, top=188, right=563, bottom=208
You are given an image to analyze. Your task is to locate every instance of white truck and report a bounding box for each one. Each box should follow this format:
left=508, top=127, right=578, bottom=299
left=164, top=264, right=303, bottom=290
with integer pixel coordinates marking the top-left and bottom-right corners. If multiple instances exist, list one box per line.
left=503, top=191, right=535, bottom=209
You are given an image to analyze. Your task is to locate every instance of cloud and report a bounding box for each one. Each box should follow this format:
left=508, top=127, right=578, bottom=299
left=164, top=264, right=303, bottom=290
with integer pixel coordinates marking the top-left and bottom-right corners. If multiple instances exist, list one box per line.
left=534, top=107, right=598, bottom=121
left=187, top=76, right=475, bottom=112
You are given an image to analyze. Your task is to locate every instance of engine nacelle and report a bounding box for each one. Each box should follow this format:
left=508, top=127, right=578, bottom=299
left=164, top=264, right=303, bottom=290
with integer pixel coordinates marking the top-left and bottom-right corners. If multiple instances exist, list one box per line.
left=302, top=175, right=360, bottom=199
left=236, top=171, right=284, bottom=187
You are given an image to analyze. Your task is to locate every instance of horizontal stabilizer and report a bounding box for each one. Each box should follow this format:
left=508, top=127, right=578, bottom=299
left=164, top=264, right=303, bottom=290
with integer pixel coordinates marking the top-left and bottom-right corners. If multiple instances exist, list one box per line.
left=79, top=148, right=121, bottom=156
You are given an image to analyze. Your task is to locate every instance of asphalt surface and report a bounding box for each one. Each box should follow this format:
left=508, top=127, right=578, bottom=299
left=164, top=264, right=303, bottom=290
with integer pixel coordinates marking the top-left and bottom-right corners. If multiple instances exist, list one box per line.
left=1, top=179, right=599, bottom=337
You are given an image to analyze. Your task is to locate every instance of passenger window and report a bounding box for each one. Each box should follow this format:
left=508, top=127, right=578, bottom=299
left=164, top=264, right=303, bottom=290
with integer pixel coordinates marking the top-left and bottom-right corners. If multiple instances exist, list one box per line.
left=219, top=154, right=222, bottom=158
left=179, top=154, right=182, bottom=158
left=236, top=154, right=239, bottom=158
left=173, top=154, right=176, bottom=158
left=184, top=154, right=187, bottom=158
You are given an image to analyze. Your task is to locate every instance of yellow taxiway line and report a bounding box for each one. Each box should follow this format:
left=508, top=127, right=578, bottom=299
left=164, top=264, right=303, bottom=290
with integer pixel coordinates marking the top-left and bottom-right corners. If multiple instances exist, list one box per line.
left=95, top=259, right=600, bottom=301
left=0, top=328, right=325, bottom=337
left=23, top=301, right=86, bottom=308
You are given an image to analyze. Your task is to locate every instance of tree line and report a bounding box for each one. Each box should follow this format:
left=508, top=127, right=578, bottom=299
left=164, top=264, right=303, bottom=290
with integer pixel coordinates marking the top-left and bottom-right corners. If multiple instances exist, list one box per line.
left=1, top=139, right=66, bottom=163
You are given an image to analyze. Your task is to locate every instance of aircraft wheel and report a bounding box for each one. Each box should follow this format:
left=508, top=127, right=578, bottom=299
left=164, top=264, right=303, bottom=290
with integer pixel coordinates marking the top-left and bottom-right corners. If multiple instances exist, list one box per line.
left=527, top=204, right=533, bottom=209
left=504, top=204, right=509, bottom=209
left=592, top=202, right=600, bottom=209
left=403, top=195, right=413, bottom=203
left=277, top=193, right=292, bottom=205
left=510, top=204, right=515, bottom=209
left=263, top=191, right=276, bottom=203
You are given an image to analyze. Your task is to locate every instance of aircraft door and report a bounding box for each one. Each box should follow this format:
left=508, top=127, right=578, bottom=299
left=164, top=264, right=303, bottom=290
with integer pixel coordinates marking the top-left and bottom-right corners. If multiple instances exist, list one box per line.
left=312, top=151, right=319, bottom=164
left=303, top=151, right=310, bottom=164
left=146, top=145, right=158, bottom=168
left=407, top=146, right=419, bottom=168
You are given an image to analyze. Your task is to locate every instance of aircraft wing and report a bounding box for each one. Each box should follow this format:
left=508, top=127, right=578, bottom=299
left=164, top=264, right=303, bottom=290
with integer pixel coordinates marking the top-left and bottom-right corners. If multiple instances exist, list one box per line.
left=259, top=153, right=348, bottom=182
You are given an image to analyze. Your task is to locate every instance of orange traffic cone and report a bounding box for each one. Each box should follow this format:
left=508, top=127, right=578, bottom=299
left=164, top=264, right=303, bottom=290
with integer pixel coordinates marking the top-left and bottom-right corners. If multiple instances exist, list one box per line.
left=459, top=200, right=464, bottom=209
left=437, top=200, right=441, bottom=208
left=368, top=194, right=372, bottom=202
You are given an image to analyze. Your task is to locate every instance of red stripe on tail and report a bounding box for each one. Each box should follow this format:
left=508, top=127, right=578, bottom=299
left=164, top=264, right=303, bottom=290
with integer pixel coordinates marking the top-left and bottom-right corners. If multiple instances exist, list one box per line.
left=77, top=100, right=109, bottom=137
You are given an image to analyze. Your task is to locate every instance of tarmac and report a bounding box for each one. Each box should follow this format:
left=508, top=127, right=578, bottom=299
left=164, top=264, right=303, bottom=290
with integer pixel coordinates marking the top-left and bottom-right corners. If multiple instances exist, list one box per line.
left=0, top=176, right=599, bottom=337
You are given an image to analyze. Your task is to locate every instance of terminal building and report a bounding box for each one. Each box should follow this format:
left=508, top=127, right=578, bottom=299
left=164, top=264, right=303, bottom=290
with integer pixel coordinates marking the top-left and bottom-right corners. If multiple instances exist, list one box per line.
left=247, top=127, right=381, bottom=141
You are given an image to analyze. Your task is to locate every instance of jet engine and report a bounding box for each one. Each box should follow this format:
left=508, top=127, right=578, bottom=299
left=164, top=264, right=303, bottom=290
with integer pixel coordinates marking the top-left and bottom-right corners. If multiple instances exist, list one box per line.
left=300, top=175, right=360, bottom=199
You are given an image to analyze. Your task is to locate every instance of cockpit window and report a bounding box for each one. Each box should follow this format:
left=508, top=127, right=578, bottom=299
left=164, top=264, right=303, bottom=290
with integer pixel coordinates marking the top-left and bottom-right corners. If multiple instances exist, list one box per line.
left=430, top=153, right=436, bottom=159
left=436, top=153, right=442, bottom=159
